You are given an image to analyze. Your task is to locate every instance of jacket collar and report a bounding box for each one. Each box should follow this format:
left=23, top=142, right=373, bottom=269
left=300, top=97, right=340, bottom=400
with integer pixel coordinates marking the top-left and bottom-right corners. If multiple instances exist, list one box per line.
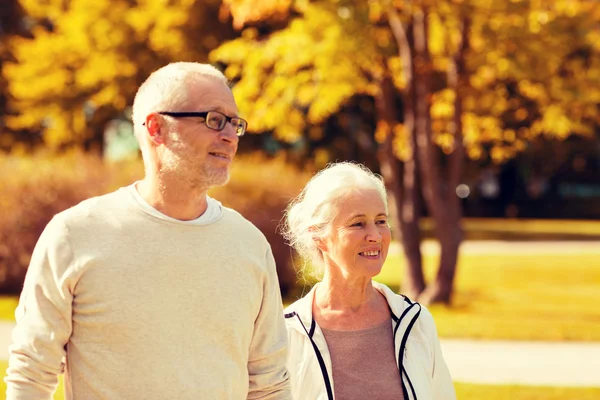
left=284, top=280, right=414, bottom=334
left=284, top=284, right=318, bottom=334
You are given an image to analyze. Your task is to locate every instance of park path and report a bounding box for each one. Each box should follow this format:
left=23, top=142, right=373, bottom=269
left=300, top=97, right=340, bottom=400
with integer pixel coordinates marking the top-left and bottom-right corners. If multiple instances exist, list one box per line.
left=441, top=339, right=600, bottom=387
left=3, top=241, right=599, bottom=387
left=390, top=239, right=600, bottom=256
left=0, top=321, right=598, bottom=387
left=391, top=240, right=600, bottom=386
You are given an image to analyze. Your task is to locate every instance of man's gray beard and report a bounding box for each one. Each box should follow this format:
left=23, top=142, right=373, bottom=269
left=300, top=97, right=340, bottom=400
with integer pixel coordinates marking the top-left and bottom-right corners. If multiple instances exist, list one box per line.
left=198, top=163, right=230, bottom=188
left=164, top=163, right=230, bottom=190
left=161, top=148, right=230, bottom=189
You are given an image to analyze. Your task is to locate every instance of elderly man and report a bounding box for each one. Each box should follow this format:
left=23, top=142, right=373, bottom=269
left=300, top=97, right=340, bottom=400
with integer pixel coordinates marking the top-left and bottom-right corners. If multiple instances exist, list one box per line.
left=6, top=62, right=291, bottom=399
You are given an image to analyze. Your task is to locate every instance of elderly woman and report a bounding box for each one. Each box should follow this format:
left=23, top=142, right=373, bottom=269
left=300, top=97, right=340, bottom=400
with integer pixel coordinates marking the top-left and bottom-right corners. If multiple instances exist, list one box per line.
left=281, top=162, right=455, bottom=400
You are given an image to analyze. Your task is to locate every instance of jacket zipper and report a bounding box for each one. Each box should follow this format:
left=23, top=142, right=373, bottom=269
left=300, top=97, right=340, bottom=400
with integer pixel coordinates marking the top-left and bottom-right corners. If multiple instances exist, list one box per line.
left=394, top=301, right=421, bottom=400
left=286, top=312, right=334, bottom=400
left=288, top=295, right=420, bottom=400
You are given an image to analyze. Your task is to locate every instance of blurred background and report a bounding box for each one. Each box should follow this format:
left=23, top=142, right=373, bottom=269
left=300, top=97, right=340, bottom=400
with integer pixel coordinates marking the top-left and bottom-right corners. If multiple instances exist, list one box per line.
left=1, top=0, right=600, bottom=398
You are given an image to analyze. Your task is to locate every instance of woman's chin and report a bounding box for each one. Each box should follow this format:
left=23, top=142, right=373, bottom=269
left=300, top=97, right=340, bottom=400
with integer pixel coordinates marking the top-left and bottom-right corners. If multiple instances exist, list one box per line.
left=361, top=262, right=386, bottom=279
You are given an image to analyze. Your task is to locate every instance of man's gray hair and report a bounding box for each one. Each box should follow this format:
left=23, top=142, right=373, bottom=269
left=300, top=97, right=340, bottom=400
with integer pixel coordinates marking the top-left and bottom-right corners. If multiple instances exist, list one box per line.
left=131, top=62, right=228, bottom=132
left=280, top=162, right=388, bottom=278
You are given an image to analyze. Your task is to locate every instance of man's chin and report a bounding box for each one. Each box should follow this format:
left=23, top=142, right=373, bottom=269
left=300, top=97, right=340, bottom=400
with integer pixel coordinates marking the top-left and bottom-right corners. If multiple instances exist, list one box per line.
left=205, top=171, right=230, bottom=188
left=211, top=176, right=230, bottom=188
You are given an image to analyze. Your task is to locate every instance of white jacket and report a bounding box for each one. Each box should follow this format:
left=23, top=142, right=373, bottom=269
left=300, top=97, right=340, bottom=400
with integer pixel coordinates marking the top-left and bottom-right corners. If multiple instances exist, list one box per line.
left=284, top=281, right=456, bottom=400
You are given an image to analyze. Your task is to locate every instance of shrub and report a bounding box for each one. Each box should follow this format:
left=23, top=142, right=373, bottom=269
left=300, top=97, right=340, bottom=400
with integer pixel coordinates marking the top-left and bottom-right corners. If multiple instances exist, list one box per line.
left=0, top=151, right=312, bottom=295
left=0, top=151, right=143, bottom=294
left=210, top=153, right=313, bottom=295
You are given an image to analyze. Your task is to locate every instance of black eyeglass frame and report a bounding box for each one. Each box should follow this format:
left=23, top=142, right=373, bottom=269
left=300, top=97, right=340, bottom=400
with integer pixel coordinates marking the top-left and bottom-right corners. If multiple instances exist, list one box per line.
left=154, top=111, right=248, bottom=136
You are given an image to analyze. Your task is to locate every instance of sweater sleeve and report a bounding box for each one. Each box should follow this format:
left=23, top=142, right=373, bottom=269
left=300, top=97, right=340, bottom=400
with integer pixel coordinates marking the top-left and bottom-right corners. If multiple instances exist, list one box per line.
left=420, top=307, right=456, bottom=400
left=5, top=216, right=76, bottom=400
left=246, top=247, right=291, bottom=399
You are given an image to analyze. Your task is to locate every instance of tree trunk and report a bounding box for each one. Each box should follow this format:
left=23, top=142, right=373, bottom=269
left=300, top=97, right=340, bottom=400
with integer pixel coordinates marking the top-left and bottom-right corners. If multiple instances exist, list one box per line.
left=386, top=7, right=426, bottom=298
left=375, top=73, right=425, bottom=296
left=375, top=76, right=402, bottom=241
left=400, top=129, right=425, bottom=300
left=427, top=17, right=470, bottom=304
left=412, top=6, right=459, bottom=305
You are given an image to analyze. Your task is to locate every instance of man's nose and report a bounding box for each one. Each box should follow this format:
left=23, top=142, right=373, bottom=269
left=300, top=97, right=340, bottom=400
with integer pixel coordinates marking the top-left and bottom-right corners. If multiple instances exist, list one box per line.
left=219, top=122, right=240, bottom=144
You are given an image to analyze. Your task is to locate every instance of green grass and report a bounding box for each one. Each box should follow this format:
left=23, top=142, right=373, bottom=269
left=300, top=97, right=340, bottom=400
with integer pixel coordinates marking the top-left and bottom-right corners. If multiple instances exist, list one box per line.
left=2, top=247, right=600, bottom=341
left=454, top=382, right=600, bottom=400
left=0, top=298, right=17, bottom=322
left=1, top=360, right=598, bottom=400
left=0, top=361, right=63, bottom=399
left=421, top=218, right=600, bottom=240
left=375, top=251, right=600, bottom=341
left=434, top=217, right=600, bottom=235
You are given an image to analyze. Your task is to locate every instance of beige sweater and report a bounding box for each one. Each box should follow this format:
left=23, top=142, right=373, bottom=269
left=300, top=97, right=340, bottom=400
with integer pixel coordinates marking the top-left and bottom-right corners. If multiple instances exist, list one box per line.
left=6, top=187, right=291, bottom=399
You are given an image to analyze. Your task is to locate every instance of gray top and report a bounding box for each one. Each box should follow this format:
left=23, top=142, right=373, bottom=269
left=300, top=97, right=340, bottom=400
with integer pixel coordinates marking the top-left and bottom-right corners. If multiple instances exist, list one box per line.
left=321, top=320, right=404, bottom=400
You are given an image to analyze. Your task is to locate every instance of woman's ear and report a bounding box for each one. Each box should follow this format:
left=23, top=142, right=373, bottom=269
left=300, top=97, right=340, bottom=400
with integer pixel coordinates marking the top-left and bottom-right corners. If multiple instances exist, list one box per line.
left=309, top=225, right=328, bottom=252
left=312, top=236, right=327, bottom=252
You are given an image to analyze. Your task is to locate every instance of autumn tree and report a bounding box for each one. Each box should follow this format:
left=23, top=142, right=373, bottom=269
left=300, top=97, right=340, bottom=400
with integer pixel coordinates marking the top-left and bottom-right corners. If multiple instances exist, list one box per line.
left=0, top=0, right=37, bottom=152
left=3, top=0, right=237, bottom=151
left=214, top=0, right=600, bottom=303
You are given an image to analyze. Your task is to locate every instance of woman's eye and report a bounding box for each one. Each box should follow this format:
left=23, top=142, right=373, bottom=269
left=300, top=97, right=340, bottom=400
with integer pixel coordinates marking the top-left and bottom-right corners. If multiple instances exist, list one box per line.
left=351, top=222, right=364, bottom=227
left=376, top=219, right=388, bottom=225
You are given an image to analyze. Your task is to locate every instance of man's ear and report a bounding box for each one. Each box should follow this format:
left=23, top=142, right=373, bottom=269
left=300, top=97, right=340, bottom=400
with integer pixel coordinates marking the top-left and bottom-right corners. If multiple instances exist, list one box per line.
left=145, top=114, right=164, bottom=145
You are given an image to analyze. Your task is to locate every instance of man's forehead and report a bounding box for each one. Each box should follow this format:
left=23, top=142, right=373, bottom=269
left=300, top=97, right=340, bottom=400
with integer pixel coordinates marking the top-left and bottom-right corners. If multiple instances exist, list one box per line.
left=187, top=79, right=237, bottom=114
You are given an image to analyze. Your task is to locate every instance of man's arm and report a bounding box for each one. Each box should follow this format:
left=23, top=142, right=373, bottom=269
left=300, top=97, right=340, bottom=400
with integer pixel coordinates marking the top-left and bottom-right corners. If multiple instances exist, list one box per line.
left=5, top=216, right=75, bottom=400
left=247, top=247, right=291, bottom=400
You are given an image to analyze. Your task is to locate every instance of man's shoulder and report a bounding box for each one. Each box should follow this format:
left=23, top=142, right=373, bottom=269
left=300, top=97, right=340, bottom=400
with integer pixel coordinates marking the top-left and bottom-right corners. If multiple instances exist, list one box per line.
left=221, top=206, right=266, bottom=235
left=55, top=187, right=130, bottom=226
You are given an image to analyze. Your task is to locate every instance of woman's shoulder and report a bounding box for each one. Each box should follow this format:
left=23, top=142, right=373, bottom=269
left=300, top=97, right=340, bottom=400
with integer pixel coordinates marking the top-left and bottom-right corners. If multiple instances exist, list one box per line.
left=371, top=281, right=440, bottom=335
left=372, top=281, right=415, bottom=308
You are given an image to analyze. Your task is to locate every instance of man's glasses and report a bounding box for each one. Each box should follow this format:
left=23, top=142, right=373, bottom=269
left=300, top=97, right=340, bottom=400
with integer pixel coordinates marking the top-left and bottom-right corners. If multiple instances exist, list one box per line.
left=157, top=111, right=248, bottom=136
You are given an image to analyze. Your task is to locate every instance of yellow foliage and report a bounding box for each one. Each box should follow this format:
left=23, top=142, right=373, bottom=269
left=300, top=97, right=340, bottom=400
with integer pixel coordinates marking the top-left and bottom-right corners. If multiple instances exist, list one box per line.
left=222, top=0, right=294, bottom=29
left=434, top=133, right=455, bottom=154
left=374, top=120, right=391, bottom=144
left=467, top=146, right=483, bottom=160
left=5, top=0, right=596, bottom=161
left=392, top=124, right=412, bottom=161
left=428, top=12, right=446, bottom=56
left=537, top=105, right=574, bottom=139
left=387, top=56, right=406, bottom=89
left=211, top=2, right=382, bottom=141
left=430, top=89, right=456, bottom=119
left=0, top=151, right=313, bottom=294
left=5, top=0, right=233, bottom=149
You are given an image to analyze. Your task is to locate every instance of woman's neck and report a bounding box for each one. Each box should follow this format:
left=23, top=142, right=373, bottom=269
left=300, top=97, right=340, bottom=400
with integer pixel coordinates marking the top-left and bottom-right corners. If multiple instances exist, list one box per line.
left=316, top=275, right=375, bottom=312
left=313, top=276, right=389, bottom=330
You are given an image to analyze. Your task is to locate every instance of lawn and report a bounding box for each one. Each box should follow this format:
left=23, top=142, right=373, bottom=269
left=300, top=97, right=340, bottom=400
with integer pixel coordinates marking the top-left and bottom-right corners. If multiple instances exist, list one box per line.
left=422, top=217, right=600, bottom=239
left=1, top=234, right=599, bottom=398
left=2, top=244, right=600, bottom=341
left=374, top=249, right=600, bottom=341
left=454, top=383, right=600, bottom=400
left=1, top=362, right=599, bottom=400
left=0, top=298, right=17, bottom=322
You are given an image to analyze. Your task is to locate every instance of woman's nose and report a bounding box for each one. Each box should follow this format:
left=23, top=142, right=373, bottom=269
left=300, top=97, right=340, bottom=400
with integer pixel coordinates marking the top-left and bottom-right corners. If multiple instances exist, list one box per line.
left=366, top=226, right=382, bottom=242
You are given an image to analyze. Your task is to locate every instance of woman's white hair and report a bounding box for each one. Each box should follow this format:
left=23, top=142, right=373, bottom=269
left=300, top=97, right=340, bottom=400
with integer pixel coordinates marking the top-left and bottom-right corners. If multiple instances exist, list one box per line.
left=281, top=162, right=388, bottom=278
left=131, top=62, right=228, bottom=137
